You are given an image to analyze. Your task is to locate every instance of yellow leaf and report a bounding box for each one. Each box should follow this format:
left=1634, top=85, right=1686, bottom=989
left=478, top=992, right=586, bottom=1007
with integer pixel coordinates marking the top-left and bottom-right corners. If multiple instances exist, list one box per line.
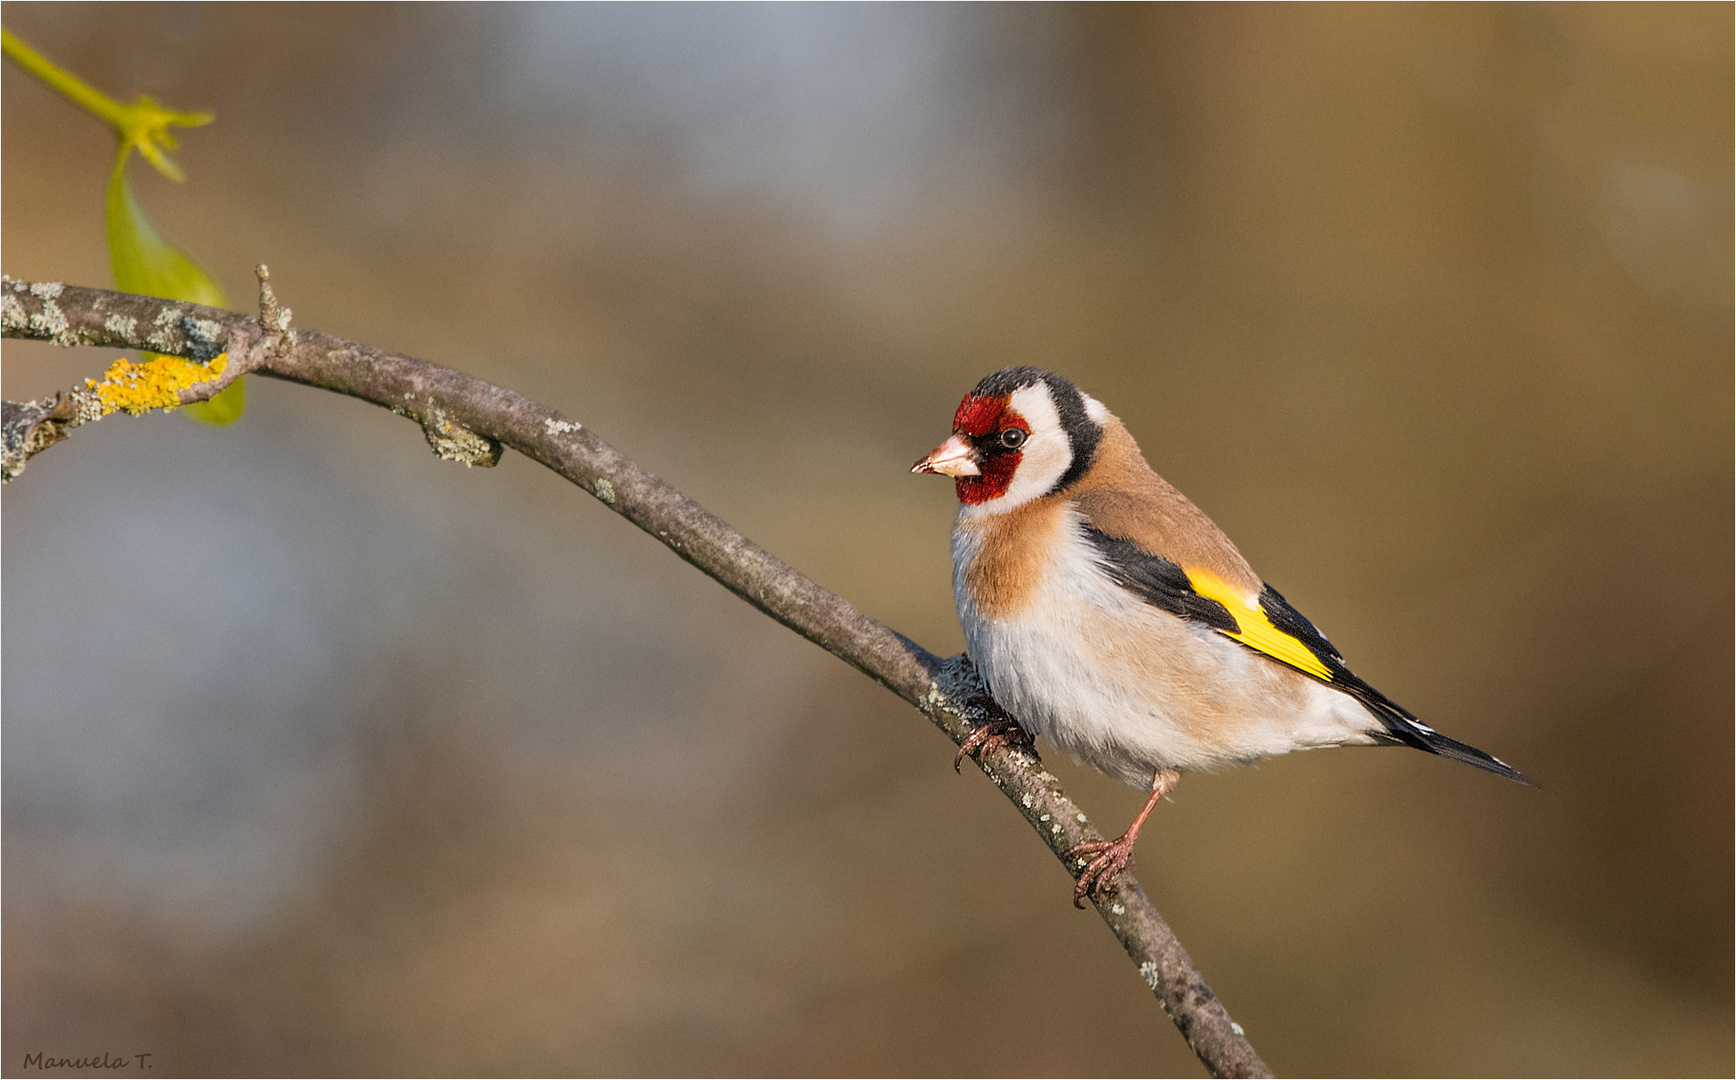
left=183, top=377, right=245, bottom=425
left=106, top=148, right=244, bottom=425
left=107, top=151, right=223, bottom=306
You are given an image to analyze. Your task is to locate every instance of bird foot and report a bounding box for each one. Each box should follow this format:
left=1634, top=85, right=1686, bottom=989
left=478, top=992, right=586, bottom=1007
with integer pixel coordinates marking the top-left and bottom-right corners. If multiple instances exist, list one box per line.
left=1066, top=832, right=1138, bottom=909
left=953, top=716, right=1034, bottom=773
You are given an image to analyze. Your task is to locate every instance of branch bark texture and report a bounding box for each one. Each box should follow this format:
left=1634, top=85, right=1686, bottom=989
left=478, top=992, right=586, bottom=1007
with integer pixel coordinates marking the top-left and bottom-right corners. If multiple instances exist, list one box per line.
left=2, top=279, right=1273, bottom=1078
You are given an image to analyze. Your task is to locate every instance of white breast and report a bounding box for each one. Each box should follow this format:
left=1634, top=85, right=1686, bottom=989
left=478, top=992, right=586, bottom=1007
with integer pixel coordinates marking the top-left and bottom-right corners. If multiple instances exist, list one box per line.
left=952, top=509, right=1378, bottom=787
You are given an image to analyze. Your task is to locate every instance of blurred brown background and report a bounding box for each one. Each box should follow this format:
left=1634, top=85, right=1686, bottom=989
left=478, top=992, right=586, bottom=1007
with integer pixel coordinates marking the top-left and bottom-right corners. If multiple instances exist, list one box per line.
left=3, top=4, right=1730, bottom=1076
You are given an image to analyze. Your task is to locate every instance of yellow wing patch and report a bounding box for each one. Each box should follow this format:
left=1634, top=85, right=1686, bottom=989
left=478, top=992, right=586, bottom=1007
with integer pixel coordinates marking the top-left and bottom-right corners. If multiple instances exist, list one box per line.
left=1185, top=567, right=1333, bottom=681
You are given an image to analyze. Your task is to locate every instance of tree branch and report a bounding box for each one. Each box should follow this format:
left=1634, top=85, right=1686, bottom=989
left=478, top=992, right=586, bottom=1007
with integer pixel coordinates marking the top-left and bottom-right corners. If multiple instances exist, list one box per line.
left=1, top=278, right=1273, bottom=1079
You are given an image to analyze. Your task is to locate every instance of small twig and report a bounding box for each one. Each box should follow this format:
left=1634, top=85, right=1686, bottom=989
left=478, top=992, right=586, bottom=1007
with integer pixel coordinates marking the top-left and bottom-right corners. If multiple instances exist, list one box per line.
left=255, top=264, right=293, bottom=347
left=1, top=281, right=1272, bottom=1078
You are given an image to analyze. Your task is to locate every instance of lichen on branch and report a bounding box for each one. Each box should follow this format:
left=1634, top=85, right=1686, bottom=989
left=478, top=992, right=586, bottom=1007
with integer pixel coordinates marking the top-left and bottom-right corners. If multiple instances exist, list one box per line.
left=86, top=352, right=229, bottom=415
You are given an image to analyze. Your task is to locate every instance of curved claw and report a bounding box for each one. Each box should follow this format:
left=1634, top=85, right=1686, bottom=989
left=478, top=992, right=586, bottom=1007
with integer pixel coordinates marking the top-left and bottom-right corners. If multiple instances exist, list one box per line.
left=952, top=717, right=1033, bottom=773
left=1067, top=836, right=1137, bottom=908
left=1062, top=767, right=1176, bottom=908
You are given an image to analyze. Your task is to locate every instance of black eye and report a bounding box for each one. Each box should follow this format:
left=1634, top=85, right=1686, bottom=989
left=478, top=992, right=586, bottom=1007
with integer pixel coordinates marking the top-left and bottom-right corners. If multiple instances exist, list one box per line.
left=999, top=427, right=1027, bottom=449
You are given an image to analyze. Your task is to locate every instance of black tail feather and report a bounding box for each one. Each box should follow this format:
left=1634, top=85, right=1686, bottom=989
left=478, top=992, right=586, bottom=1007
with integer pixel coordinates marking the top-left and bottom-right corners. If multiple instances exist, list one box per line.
left=1371, top=707, right=1538, bottom=788
left=1321, top=658, right=1537, bottom=787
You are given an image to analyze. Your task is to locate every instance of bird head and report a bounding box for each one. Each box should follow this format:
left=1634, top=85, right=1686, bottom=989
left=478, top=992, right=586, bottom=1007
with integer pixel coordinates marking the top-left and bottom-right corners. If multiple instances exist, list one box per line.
left=912, top=367, right=1104, bottom=513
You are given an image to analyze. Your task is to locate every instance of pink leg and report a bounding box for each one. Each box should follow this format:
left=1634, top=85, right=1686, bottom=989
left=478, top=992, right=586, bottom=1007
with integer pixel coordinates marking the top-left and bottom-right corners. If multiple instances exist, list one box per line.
left=1066, top=768, right=1179, bottom=908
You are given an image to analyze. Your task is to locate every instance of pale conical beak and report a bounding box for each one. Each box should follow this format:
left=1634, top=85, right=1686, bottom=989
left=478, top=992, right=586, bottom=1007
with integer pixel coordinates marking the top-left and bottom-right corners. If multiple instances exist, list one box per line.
left=911, top=434, right=981, bottom=477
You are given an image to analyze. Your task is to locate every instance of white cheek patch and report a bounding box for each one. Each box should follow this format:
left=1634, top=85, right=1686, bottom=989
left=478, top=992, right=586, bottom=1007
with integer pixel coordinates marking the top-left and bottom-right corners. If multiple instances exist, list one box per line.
left=961, top=382, right=1073, bottom=517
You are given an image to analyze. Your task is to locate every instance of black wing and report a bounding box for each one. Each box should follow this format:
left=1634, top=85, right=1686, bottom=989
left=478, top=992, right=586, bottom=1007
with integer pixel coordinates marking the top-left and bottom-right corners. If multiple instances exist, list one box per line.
left=1085, top=528, right=1536, bottom=787
left=1082, top=526, right=1239, bottom=633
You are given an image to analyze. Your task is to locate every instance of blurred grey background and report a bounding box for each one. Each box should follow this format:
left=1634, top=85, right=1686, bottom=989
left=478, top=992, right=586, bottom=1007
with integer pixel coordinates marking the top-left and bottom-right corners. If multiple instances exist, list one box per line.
left=3, top=4, right=1730, bottom=1076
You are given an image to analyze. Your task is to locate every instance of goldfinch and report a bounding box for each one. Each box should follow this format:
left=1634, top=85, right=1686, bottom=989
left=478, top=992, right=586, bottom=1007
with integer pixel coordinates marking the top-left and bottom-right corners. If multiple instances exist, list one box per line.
left=913, top=367, right=1534, bottom=906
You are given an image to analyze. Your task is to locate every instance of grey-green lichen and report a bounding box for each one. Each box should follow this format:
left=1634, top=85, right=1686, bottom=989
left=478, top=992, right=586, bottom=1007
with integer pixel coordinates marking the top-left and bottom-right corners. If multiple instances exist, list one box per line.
left=133, top=307, right=225, bottom=362
left=593, top=477, right=615, bottom=504
left=187, top=318, right=225, bottom=360
left=67, top=388, right=105, bottom=425
left=2, top=390, right=98, bottom=483
left=263, top=302, right=293, bottom=336
left=924, top=654, right=984, bottom=724
left=23, top=281, right=75, bottom=347
left=1, top=291, right=26, bottom=333
left=144, top=308, right=183, bottom=353
left=422, top=408, right=503, bottom=468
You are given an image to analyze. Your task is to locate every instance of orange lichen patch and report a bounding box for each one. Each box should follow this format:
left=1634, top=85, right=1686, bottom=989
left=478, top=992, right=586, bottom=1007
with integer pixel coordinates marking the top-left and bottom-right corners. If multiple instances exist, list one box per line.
left=85, top=352, right=227, bottom=415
